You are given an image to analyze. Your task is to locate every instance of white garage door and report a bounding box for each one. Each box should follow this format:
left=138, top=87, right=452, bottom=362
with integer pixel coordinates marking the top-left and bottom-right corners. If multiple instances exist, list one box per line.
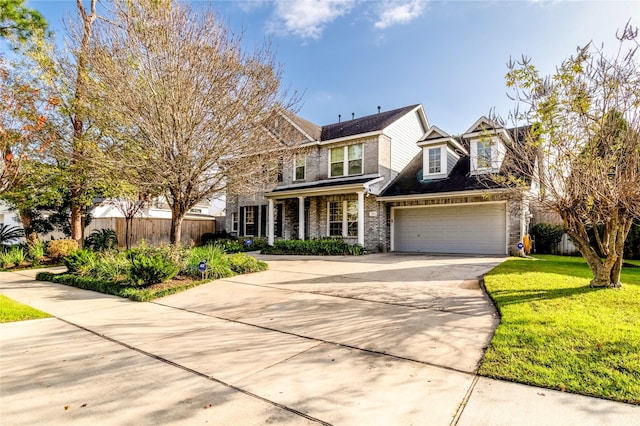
left=393, top=203, right=507, bottom=254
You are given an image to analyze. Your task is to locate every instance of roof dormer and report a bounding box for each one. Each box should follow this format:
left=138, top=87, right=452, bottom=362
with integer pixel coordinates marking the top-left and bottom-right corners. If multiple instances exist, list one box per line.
left=463, top=117, right=511, bottom=175
left=417, top=126, right=466, bottom=179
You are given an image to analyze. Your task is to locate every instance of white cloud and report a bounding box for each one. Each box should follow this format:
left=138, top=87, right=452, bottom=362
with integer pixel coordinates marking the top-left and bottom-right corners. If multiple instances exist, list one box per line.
left=268, top=0, right=356, bottom=39
left=374, top=0, right=426, bottom=29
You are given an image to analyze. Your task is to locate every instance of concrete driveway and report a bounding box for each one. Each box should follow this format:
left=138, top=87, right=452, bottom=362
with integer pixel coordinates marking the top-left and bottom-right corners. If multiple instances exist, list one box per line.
left=2, top=254, right=638, bottom=425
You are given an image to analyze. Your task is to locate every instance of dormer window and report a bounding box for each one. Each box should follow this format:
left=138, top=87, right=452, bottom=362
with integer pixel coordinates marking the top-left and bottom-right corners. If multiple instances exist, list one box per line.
left=427, top=147, right=442, bottom=174
left=476, top=140, right=492, bottom=169
left=470, top=136, right=505, bottom=174
left=418, top=126, right=465, bottom=180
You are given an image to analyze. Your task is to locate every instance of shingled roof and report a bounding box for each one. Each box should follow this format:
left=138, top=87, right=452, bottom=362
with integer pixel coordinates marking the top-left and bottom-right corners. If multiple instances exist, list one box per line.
left=320, top=104, right=421, bottom=141
left=380, top=126, right=534, bottom=197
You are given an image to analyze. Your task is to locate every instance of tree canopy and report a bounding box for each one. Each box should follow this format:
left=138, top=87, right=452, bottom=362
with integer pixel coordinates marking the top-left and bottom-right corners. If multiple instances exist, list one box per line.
left=0, top=0, right=49, bottom=45
left=501, top=23, right=640, bottom=287
left=85, top=0, right=298, bottom=243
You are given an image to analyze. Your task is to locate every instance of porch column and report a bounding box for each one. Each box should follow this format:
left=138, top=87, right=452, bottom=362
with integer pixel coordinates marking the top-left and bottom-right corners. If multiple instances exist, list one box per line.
left=357, top=191, right=365, bottom=246
left=268, top=199, right=275, bottom=246
left=298, top=196, right=305, bottom=240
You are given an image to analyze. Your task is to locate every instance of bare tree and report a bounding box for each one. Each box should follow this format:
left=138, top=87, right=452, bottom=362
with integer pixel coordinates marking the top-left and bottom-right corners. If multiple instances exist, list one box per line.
left=86, top=0, right=299, bottom=244
left=498, top=23, right=640, bottom=287
left=109, top=193, right=149, bottom=250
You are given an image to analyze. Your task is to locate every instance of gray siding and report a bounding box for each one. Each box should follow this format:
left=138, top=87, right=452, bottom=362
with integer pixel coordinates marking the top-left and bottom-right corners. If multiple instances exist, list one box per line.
left=447, top=150, right=458, bottom=175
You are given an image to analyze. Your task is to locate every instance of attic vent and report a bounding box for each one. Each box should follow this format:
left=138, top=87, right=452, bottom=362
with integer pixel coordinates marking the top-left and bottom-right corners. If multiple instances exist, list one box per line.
left=378, top=106, right=381, bottom=114
left=351, top=112, right=355, bottom=120
left=338, top=114, right=341, bottom=123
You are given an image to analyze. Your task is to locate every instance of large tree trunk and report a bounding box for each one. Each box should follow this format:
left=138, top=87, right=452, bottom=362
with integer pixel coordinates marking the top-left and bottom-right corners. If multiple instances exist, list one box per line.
left=19, top=210, right=38, bottom=246
left=70, top=201, right=83, bottom=246
left=563, top=215, right=630, bottom=288
left=169, top=209, right=186, bottom=245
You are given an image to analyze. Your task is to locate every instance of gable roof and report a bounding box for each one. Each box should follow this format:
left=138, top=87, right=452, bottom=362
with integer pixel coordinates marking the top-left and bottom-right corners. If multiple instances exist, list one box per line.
left=285, top=113, right=322, bottom=141
left=420, top=125, right=451, bottom=141
left=379, top=126, right=534, bottom=198
left=320, top=104, right=421, bottom=141
left=464, top=116, right=499, bottom=134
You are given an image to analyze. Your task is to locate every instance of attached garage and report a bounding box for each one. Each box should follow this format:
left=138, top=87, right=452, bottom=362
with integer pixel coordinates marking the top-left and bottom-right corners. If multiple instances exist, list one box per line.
left=392, top=203, right=507, bottom=255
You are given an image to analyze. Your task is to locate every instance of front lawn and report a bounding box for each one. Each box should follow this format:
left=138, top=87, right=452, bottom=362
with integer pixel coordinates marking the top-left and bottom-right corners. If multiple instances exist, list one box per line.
left=480, top=255, right=640, bottom=404
left=0, top=295, right=51, bottom=323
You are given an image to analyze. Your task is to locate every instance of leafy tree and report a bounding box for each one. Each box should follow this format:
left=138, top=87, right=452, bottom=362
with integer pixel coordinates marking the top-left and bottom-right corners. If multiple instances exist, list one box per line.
left=0, top=161, right=63, bottom=244
left=0, top=59, right=59, bottom=194
left=27, top=0, right=127, bottom=245
left=0, top=0, right=48, bottom=45
left=500, top=23, right=640, bottom=287
left=85, top=0, right=299, bottom=244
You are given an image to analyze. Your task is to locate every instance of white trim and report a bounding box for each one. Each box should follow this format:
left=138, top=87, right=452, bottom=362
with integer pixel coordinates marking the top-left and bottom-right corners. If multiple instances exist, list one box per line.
left=267, top=199, right=274, bottom=245
left=320, top=131, right=382, bottom=146
left=298, top=196, right=305, bottom=240
left=377, top=188, right=511, bottom=202
left=328, top=143, right=363, bottom=178
left=327, top=199, right=360, bottom=239
left=423, top=145, right=446, bottom=178
left=357, top=191, right=364, bottom=246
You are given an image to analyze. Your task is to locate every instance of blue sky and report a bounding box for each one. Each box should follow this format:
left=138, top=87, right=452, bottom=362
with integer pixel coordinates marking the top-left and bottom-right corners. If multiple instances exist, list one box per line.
left=24, top=0, right=639, bottom=133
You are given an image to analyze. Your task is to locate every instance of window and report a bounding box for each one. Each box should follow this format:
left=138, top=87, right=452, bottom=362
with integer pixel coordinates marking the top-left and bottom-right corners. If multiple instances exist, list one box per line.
left=329, top=201, right=343, bottom=236
left=244, top=208, right=255, bottom=236
left=294, top=155, right=305, bottom=181
left=329, top=144, right=363, bottom=177
left=428, top=147, right=441, bottom=174
left=231, top=212, right=238, bottom=232
left=346, top=201, right=358, bottom=237
left=477, top=140, right=492, bottom=169
left=328, top=200, right=358, bottom=237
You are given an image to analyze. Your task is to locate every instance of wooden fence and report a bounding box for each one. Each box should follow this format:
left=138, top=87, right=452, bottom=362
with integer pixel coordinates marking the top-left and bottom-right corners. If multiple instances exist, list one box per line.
left=86, top=217, right=216, bottom=247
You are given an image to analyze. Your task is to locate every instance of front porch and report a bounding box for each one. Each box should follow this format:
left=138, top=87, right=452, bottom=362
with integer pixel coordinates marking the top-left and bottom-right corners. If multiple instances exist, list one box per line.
left=264, top=176, right=386, bottom=251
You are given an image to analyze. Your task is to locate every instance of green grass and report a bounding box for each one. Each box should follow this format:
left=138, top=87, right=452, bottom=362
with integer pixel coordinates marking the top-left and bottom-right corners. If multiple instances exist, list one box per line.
left=480, top=255, right=640, bottom=404
left=0, top=294, right=51, bottom=323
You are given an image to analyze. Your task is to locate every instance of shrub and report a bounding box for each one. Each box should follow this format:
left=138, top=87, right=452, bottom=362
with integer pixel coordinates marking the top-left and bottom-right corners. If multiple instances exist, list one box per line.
left=0, top=246, right=26, bottom=268
left=92, top=250, right=131, bottom=281
left=85, top=229, right=118, bottom=251
left=261, top=238, right=364, bottom=256
left=47, top=239, right=79, bottom=260
left=28, top=240, right=46, bottom=266
left=214, top=238, right=245, bottom=253
left=625, top=223, right=640, bottom=260
left=201, top=232, right=216, bottom=246
left=530, top=223, right=564, bottom=254
left=127, top=242, right=189, bottom=272
left=130, top=254, right=180, bottom=286
left=0, top=225, right=23, bottom=245
left=184, top=245, right=233, bottom=279
left=64, top=249, right=98, bottom=275
left=227, top=252, right=268, bottom=274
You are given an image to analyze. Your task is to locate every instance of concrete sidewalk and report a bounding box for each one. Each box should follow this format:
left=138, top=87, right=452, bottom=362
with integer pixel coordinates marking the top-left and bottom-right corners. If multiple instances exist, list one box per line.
left=1, top=256, right=638, bottom=425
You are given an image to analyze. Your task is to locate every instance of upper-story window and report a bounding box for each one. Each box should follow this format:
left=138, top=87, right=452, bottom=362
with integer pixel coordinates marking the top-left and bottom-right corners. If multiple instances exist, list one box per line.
left=294, top=155, right=306, bottom=181
left=476, top=140, right=492, bottom=169
left=330, top=144, right=362, bottom=177
left=427, top=147, right=442, bottom=174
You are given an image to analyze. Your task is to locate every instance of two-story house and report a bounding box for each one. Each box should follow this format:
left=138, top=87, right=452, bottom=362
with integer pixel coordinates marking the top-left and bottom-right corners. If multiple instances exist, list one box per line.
left=225, top=104, right=429, bottom=250
left=226, top=106, right=534, bottom=255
